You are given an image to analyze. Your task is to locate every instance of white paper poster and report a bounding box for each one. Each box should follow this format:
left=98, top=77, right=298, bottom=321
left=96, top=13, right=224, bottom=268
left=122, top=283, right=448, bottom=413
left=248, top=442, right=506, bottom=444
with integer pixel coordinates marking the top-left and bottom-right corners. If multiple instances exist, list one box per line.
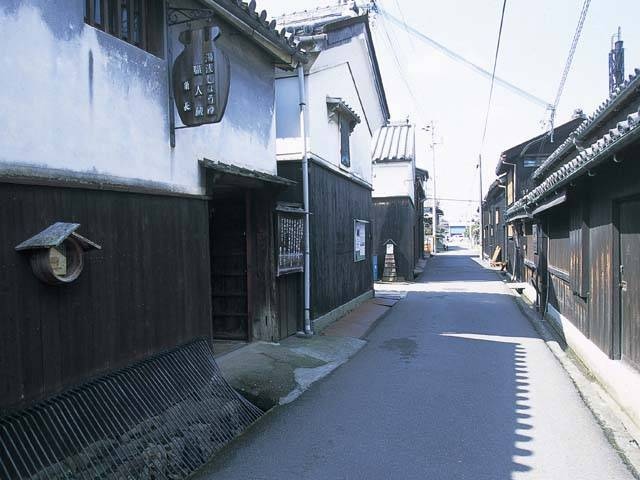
left=354, top=220, right=367, bottom=262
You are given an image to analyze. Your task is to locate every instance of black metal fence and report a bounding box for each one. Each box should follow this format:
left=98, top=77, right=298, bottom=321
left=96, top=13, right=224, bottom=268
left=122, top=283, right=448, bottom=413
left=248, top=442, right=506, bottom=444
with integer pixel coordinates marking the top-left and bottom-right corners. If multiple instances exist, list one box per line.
left=0, top=339, right=262, bottom=479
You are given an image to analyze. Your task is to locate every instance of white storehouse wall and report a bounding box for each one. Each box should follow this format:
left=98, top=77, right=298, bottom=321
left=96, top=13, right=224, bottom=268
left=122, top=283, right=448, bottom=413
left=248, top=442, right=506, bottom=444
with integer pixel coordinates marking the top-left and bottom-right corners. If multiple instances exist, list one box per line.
left=275, top=27, right=387, bottom=185
left=372, top=162, right=416, bottom=202
left=0, top=2, right=278, bottom=196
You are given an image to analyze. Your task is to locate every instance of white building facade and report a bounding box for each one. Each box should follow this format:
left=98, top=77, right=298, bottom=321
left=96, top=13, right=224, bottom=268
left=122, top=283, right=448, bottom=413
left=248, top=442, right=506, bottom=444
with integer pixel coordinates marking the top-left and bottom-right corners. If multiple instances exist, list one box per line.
left=274, top=3, right=390, bottom=328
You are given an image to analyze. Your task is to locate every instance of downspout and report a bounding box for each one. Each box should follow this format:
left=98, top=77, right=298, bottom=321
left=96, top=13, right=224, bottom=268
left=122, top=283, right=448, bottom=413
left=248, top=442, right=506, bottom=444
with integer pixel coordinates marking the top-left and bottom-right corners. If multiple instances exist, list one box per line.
left=297, top=63, right=312, bottom=336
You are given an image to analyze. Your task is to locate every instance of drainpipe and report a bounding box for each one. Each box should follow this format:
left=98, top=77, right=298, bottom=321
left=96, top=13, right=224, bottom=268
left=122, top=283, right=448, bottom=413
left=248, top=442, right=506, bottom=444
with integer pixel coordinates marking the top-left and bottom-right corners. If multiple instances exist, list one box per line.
left=297, top=63, right=312, bottom=336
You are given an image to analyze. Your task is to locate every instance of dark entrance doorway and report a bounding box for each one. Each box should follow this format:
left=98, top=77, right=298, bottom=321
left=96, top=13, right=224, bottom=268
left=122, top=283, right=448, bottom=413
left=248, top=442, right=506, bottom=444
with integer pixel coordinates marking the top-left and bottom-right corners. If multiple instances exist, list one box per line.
left=618, top=198, right=640, bottom=368
left=210, top=196, right=249, bottom=340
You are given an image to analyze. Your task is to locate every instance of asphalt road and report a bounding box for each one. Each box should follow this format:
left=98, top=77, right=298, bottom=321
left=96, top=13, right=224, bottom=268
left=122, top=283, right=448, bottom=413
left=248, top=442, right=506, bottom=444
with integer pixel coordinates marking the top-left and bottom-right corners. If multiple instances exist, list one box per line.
left=196, top=248, right=634, bottom=480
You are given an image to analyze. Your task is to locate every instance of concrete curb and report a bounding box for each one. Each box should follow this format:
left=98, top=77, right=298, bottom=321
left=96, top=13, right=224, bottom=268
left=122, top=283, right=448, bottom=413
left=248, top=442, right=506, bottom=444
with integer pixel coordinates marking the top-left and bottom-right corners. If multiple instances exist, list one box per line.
left=508, top=290, right=640, bottom=479
left=360, top=297, right=400, bottom=340
left=313, top=290, right=374, bottom=333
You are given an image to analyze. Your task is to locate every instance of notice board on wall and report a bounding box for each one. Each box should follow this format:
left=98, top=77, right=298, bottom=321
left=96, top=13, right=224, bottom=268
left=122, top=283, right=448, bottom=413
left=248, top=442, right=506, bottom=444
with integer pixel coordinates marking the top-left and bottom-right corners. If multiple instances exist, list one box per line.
left=277, top=210, right=305, bottom=276
left=354, top=219, right=368, bottom=262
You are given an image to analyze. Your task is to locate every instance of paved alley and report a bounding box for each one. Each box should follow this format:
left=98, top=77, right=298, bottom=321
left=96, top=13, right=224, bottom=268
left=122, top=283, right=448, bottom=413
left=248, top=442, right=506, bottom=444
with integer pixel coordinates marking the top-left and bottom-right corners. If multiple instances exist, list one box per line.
left=195, top=248, right=635, bottom=480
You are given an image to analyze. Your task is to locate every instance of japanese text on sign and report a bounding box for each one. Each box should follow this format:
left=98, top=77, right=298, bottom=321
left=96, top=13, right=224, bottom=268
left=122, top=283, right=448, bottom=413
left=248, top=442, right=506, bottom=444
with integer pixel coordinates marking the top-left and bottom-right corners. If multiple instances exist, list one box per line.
left=277, top=213, right=304, bottom=275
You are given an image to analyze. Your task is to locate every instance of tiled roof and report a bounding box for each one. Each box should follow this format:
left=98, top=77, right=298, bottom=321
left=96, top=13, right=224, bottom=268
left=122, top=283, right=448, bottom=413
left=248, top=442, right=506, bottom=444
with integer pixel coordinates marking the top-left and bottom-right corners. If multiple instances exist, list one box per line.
left=327, top=97, right=361, bottom=132
left=506, top=105, right=640, bottom=220
left=201, top=0, right=307, bottom=64
left=533, top=68, right=640, bottom=180
left=275, top=1, right=361, bottom=33
left=495, top=117, right=584, bottom=176
left=372, top=123, right=415, bottom=163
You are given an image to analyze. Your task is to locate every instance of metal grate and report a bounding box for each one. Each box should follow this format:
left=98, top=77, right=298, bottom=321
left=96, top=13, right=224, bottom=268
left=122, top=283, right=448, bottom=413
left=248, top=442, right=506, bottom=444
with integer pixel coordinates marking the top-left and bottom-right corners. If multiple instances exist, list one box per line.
left=0, top=339, right=262, bottom=479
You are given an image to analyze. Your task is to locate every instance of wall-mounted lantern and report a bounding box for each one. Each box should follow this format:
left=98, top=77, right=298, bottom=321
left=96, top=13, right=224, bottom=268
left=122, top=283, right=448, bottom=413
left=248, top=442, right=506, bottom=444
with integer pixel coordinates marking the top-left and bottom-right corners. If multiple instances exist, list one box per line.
left=15, top=223, right=101, bottom=285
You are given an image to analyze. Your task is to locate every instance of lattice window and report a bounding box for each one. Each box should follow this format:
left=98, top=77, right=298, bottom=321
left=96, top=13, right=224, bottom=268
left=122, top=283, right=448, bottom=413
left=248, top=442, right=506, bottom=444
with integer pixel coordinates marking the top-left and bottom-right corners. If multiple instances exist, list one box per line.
left=84, top=0, right=164, bottom=57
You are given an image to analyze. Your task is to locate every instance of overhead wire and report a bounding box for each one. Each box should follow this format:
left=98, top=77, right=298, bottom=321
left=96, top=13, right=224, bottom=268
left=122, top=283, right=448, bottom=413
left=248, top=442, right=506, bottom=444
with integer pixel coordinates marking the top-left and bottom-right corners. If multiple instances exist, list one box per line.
left=391, top=0, right=416, bottom=52
left=480, top=0, right=508, bottom=152
left=374, top=4, right=552, bottom=110
left=548, top=0, right=591, bottom=137
left=375, top=9, right=426, bottom=123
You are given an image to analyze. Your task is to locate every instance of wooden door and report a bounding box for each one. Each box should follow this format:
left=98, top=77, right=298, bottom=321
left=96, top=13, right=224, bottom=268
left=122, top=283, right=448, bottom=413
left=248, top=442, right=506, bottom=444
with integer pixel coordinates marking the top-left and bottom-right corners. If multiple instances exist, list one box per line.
left=619, top=199, right=640, bottom=367
left=210, top=199, right=249, bottom=340
left=276, top=274, right=302, bottom=339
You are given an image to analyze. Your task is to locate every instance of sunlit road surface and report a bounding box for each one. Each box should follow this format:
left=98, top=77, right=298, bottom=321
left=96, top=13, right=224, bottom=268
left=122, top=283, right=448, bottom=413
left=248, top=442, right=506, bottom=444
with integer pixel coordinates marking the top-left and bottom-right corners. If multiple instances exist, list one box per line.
left=195, top=248, right=634, bottom=480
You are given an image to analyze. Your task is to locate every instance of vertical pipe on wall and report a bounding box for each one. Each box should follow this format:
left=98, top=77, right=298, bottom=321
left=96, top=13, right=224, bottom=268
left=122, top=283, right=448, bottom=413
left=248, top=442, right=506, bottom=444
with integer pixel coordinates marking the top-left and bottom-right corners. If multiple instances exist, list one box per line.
left=427, top=121, right=438, bottom=255
left=478, top=154, right=484, bottom=258
left=165, top=1, right=176, bottom=148
left=297, top=63, right=312, bottom=335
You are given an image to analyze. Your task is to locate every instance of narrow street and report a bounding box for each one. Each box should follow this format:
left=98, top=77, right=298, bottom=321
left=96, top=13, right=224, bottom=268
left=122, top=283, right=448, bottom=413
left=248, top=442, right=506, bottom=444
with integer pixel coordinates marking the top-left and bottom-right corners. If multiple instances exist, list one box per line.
left=196, top=248, right=634, bottom=480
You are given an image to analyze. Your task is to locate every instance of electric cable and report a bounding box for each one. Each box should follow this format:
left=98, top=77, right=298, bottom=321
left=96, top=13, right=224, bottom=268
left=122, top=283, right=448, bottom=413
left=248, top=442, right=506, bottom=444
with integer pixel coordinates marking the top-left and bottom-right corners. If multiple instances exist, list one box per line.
left=391, top=0, right=416, bottom=51
left=372, top=3, right=552, bottom=110
left=548, top=0, right=591, bottom=135
left=480, top=0, right=508, bottom=152
left=375, top=11, right=426, bottom=123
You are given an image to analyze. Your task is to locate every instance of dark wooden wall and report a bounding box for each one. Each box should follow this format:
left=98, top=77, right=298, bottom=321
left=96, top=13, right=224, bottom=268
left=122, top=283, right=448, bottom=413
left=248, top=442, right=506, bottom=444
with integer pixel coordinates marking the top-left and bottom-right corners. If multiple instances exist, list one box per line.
left=482, top=191, right=505, bottom=261
left=414, top=201, right=425, bottom=262
left=542, top=143, right=640, bottom=359
left=277, top=160, right=373, bottom=319
left=0, top=183, right=211, bottom=410
left=372, top=197, right=415, bottom=280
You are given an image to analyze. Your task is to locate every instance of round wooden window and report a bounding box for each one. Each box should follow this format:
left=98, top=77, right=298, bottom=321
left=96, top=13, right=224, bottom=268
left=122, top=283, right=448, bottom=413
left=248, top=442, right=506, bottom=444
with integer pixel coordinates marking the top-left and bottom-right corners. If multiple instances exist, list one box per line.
left=29, top=237, right=84, bottom=285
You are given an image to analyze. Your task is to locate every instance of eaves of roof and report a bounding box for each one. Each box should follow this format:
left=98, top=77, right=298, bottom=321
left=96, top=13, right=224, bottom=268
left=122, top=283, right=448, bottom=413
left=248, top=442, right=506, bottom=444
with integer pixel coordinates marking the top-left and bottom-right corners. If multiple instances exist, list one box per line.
left=199, top=0, right=307, bottom=67
left=363, top=16, right=390, bottom=120
left=533, top=68, right=640, bottom=180
left=506, top=106, right=640, bottom=221
left=415, top=166, right=429, bottom=181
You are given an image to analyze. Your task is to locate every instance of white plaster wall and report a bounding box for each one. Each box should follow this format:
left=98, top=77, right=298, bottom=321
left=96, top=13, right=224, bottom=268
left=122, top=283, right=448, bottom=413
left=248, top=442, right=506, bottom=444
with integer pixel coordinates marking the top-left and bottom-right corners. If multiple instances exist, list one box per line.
left=275, top=29, right=387, bottom=185
left=372, top=162, right=415, bottom=201
left=0, top=3, right=278, bottom=195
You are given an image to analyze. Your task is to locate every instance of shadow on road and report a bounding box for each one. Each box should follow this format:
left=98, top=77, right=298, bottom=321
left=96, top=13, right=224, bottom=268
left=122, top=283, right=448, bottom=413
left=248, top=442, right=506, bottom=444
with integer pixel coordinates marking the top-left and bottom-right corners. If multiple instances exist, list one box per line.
left=194, top=249, right=537, bottom=479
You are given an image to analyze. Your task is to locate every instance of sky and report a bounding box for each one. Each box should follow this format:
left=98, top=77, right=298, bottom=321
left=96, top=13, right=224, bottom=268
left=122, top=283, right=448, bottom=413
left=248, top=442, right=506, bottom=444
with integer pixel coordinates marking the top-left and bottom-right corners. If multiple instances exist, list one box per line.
left=258, top=0, right=640, bottom=223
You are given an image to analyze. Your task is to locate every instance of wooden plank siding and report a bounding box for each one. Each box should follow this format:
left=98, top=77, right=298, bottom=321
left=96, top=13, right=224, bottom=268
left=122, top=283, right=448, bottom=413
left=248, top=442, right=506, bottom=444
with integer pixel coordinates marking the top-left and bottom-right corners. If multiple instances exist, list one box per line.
left=0, top=183, right=211, bottom=409
left=276, top=273, right=303, bottom=338
left=539, top=143, right=640, bottom=359
left=277, top=160, right=373, bottom=319
left=372, top=197, right=415, bottom=281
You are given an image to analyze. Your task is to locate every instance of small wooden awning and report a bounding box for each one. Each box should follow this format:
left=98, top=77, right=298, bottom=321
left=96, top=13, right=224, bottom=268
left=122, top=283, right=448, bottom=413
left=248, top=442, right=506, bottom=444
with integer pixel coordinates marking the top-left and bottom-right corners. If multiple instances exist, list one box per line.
left=15, top=222, right=101, bottom=251
left=200, top=159, right=296, bottom=191
left=532, top=191, right=567, bottom=216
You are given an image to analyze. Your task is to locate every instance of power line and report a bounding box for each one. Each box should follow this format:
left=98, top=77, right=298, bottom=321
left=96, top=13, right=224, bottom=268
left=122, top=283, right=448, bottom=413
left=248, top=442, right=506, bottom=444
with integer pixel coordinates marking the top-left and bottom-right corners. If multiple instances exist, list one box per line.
left=477, top=0, right=507, bottom=255
left=426, top=197, right=479, bottom=203
left=371, top=4, right=552, bottom=110
left=548, top=0, right=591, bottom=139
left=375, top=12, right=426, bottom=122
left=391, top=0, right=416, bottom=51
left=480, top=0, right=508, bottom=151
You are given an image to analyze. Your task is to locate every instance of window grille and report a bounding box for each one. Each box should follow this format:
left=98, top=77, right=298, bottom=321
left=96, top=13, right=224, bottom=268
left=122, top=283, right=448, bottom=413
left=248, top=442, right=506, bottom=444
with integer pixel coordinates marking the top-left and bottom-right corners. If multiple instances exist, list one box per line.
left=84, top=0, right=164, bottom=57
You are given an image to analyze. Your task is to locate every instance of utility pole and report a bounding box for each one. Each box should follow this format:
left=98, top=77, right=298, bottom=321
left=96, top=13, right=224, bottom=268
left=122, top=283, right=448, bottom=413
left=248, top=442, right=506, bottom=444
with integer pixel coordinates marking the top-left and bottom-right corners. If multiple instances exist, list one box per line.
left=423, top=122, right=439, bottom=255
left=478, top=154, right=483, bottom=259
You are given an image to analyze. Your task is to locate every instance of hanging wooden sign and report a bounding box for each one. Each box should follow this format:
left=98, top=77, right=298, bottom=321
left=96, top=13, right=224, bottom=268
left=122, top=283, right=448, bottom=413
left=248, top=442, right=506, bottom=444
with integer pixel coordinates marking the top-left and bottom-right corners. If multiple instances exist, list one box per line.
left=172, top=25, right=230, bottom=127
